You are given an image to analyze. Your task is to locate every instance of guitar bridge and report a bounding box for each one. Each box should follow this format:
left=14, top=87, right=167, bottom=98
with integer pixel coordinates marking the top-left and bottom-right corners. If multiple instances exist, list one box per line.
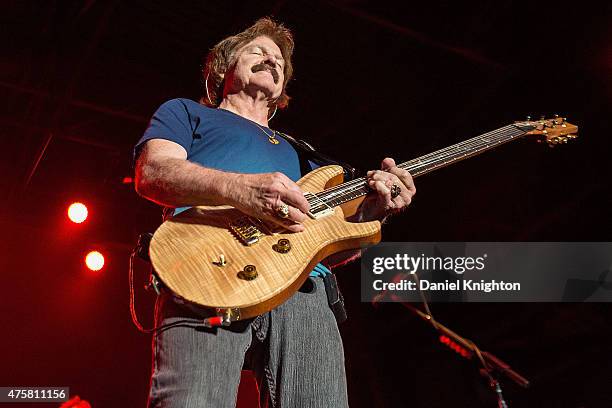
left=230, top=216, right=265, bottom=246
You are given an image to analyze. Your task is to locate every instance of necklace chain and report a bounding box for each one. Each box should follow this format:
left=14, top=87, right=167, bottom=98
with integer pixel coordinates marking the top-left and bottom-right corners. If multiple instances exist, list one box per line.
left=253, top=122, right=280, bottom=145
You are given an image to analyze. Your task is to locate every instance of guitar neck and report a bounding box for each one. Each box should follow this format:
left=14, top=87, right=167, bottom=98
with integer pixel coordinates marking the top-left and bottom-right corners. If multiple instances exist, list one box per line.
left=401, top=123, right=529, bottom=177
left=313, top=123, right=534, bottom=209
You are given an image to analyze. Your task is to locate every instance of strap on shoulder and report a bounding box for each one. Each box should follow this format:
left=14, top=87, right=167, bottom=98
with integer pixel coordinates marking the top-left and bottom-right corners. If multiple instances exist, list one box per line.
left=276, top=131, right=359, bottom=181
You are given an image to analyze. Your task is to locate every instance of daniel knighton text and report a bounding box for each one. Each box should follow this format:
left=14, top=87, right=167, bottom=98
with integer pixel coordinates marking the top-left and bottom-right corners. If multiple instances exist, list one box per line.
left=361, top=243, right=612, bottom=302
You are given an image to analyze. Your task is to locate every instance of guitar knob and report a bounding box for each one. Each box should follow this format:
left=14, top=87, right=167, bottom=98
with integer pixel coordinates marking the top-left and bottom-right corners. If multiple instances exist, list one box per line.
left=238, top=265, right=258, bottom=281
left=273, top=239, right=292, bottom=253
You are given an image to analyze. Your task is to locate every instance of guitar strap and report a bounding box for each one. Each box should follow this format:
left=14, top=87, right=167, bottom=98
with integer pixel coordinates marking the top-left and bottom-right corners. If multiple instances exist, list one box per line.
left=276, top=131, right=359, bottom=181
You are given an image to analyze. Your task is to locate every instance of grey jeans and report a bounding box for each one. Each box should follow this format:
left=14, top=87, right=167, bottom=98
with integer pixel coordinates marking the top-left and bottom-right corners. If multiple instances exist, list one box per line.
left=147, top=277, right=349, bottom=408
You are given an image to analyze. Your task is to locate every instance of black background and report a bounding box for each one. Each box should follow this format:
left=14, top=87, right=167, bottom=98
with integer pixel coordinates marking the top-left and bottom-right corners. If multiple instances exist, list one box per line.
left=1, top=1, right=611, bottom=407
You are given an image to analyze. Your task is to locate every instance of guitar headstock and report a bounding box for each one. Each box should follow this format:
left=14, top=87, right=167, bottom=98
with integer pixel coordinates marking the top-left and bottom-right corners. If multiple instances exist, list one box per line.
left=515, top=115, right=579, bottom=147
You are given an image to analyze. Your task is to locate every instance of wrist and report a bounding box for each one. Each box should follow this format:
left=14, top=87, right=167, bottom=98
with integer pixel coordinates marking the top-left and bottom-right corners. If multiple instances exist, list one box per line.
left=220, top=172, right=245, bottom=207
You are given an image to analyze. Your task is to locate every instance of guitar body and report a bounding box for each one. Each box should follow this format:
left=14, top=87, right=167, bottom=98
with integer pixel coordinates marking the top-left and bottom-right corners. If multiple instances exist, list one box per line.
left=149, top=165, right=382, bottom=321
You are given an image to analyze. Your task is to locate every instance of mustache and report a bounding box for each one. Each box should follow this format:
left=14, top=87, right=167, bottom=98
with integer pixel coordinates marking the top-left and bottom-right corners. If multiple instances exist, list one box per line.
left=251, top=63, right=280, bottom=84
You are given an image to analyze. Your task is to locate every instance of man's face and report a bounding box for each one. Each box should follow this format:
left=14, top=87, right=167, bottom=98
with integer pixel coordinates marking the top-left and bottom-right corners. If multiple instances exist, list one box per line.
left=224, top=35, right=285, bottom=100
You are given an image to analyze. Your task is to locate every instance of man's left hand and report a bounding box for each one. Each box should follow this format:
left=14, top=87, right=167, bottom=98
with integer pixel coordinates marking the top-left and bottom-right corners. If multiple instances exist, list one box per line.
left=359, top=157, right=416, bottom=222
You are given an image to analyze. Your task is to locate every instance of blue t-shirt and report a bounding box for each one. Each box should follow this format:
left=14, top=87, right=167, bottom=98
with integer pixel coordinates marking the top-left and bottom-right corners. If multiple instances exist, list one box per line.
left=135, top=98, right=330, bottom=277
left=135, top=98, right=302, bottom=180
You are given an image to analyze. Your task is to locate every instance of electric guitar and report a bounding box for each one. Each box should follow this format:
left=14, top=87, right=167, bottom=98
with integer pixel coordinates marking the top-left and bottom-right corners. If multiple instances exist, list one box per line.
left=149, top=117, right=578, bottom=323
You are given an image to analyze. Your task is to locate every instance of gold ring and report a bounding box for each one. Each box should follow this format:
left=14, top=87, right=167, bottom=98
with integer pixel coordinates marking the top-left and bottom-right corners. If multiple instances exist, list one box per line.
left=390, top=184, right=401, bottom=199
left=276, top=203, right=290, bottom=218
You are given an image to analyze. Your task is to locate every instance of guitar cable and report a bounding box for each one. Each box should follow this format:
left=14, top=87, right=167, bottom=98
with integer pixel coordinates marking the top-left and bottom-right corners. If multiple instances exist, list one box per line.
left=129, top=236, right=229, bottom=333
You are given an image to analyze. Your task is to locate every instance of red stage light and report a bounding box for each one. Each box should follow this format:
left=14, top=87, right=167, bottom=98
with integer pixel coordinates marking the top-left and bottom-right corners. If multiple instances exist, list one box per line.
left=67, top=202, right=88, bottom=223
left=60, top=396, right=91, bottom=408
left=85, top=251, right=105, bottom=271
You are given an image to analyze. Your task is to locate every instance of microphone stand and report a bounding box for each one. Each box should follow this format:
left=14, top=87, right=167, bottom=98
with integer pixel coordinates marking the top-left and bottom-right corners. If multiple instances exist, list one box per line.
left=399, top=301, right=530, bottom=407
left=374, top=271, right=529, bottom=407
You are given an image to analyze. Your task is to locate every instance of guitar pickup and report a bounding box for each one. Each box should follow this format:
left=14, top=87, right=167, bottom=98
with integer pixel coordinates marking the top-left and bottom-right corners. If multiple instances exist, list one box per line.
left=304, top=192, right=334, bottom=219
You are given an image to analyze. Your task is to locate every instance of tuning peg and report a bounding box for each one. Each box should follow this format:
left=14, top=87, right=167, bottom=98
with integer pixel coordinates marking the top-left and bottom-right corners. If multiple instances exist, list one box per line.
left=554, top=114, right=559, bottom=118
left=526, top=115, right=532, bottom=121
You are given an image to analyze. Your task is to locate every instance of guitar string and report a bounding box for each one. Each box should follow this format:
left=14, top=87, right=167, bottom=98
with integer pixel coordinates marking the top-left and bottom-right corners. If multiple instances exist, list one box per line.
left=390, top=126, right=525, bottom=174
left=399, top=126, right=525, bottom=173
left=398, top=125, right=520, bottom=172
left=318, top=126, right=519, bottom=198
left=309, top=126, right=520, bottom=208
left=320, top=125, right=519, bottom=197
left=307, top=125, right=525, bottom=209
left=381, top=125, right=521, bottom=175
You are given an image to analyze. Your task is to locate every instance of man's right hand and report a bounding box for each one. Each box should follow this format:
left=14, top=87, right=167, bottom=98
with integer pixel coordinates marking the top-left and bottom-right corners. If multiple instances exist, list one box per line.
left=226, top=172, right=310, bottom=233
left=136, top=139, right=309, bottom=232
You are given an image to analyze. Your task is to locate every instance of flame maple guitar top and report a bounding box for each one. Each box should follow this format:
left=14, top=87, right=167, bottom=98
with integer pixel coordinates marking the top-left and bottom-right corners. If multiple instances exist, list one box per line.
left=149, top=165, right=382, bottom=320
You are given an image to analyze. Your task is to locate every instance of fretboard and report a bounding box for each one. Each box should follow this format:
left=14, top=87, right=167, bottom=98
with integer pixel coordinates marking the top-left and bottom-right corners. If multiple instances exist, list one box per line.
left=308, top=123, right=533, bottom=209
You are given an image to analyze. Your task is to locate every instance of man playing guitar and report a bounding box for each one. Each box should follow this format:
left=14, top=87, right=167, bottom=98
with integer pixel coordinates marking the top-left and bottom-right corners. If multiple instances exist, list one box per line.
left=134, top=18, right=415, bottom=407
